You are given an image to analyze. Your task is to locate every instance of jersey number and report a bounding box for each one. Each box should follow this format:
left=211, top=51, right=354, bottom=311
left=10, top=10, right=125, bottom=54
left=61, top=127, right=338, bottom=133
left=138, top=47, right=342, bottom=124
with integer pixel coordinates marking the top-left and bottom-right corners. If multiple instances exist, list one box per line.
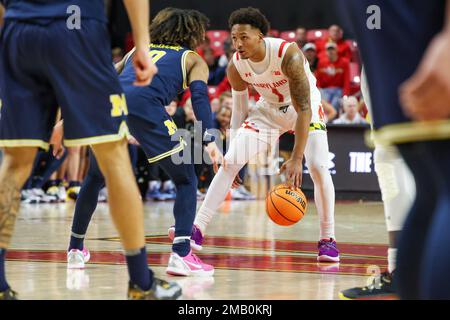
left=164, top=119, right=178, bottom=136
left=149, top=50, right=167, bottom=64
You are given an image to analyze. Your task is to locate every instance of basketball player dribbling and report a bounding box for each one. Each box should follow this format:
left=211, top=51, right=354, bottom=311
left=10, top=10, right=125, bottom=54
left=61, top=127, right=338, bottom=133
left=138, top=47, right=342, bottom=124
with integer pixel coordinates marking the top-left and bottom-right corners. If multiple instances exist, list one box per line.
left=170, top=7, right=340, bottom=263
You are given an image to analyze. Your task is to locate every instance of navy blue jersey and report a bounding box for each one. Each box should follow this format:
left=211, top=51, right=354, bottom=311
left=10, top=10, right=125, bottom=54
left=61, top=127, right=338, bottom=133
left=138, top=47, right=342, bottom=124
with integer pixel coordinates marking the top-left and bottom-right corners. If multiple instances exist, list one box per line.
left=120, top=44, right=194, bottom=107
left=2, top=0, right=106, bottom=22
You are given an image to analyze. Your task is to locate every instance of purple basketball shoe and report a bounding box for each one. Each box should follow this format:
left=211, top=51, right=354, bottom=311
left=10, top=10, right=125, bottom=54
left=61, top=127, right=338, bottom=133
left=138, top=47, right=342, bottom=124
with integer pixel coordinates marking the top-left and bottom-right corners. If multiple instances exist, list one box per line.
left=317, top=238, right=340, bottom=262
left=168, top=224, right=204, bottom=251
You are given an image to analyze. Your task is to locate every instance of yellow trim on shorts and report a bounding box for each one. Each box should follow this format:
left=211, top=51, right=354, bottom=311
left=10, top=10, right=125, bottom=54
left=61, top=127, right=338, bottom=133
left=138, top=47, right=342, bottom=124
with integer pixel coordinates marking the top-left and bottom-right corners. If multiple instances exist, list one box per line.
left=0, top=139, right=50, bottom=150
left=366, top=119, right=450, bottom=147
left=64, top=121, right=130, bottom=147
left=309, top=122, right=327, bottom=132
left=147, top=138, right=187, bottom=164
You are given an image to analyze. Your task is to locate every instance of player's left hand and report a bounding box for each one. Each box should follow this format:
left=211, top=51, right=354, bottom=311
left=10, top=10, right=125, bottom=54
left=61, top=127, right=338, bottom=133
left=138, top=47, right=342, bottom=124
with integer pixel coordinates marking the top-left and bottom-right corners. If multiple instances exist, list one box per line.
left=400, top=30, right=450, bottom=121
left=50, top=120, right=65, bottom=159
left=279, top=157, right=303, bottom=189
left=133, top=48, right=158, bottom=86
left=205, top=142, right=224, bottom=173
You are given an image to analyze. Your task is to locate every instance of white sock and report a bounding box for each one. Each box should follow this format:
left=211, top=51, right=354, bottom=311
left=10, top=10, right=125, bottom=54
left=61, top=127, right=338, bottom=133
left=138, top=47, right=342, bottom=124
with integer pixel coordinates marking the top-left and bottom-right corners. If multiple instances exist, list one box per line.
left=387, top=248, right=397, bottom=273
left=304, top=132, right=336, bottom=240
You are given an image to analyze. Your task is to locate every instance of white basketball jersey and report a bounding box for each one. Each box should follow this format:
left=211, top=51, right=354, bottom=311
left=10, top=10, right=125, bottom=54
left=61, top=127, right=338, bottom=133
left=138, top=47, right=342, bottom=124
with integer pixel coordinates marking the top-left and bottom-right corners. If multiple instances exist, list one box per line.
left=233, top=37, right=322, bottom=111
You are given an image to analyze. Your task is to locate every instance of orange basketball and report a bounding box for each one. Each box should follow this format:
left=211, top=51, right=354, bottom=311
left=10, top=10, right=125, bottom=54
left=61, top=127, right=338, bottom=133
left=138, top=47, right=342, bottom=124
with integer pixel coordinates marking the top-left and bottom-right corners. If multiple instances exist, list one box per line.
left=265, top=184, right=307, bottom=226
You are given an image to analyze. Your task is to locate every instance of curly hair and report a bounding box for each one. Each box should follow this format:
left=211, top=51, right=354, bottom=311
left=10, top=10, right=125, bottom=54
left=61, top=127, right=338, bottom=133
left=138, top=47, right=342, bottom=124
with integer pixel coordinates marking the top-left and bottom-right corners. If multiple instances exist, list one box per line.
left=150, top=8, right=209, bottom=50
left=228, top=7, right=270, bottom=35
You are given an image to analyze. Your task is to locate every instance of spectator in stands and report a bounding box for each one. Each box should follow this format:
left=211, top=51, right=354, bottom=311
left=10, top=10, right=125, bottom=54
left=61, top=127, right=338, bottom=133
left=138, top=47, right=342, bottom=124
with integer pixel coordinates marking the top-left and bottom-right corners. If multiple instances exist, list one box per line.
left=212, top=91, right=232, bottom=128
left=302, top=43, right=319, bottom=72
left=332, top=96, right=367, bottom=125
left=295, top=26, right=308, bottom=49
left=315, top=41, right=350, bottom=112
left=219, top=91, right=233, bottom=110
left=218, top=37, right=235, bottom=68
left=204, top=46, right=227, bottom=86
left=317, top=24, right=352, bottom=61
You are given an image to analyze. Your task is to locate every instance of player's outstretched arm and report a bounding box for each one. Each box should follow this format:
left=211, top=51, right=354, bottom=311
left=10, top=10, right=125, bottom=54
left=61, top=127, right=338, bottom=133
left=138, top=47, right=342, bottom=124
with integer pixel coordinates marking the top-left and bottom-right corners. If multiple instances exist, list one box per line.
left=280, top=43, right=312, bottom=189
left=123, top=0, right=157, bottom=86
left=227, top=60, right=249, bottom=132
left=186, top=52, right=224, bottom=171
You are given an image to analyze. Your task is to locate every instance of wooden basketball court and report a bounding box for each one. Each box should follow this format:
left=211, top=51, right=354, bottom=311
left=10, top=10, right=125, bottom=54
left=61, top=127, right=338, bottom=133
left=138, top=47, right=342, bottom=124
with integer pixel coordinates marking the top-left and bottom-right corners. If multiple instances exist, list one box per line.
left=6, top=199, right=388, bottom=300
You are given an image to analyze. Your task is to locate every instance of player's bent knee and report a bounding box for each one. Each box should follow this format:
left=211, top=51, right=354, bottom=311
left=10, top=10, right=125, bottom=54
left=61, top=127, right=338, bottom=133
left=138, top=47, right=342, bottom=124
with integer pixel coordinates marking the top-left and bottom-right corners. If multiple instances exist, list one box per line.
left=306, top=160, right=328, bottom=178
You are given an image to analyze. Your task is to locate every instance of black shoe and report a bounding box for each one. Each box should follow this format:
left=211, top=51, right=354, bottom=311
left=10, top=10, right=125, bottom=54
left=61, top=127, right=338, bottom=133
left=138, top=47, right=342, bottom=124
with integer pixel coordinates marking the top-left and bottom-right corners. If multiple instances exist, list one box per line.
left=339, top=271, right=398, bottom=300
left=0, top=288, right=18, bottom=300
left=128, top=277, right=182, bottom=300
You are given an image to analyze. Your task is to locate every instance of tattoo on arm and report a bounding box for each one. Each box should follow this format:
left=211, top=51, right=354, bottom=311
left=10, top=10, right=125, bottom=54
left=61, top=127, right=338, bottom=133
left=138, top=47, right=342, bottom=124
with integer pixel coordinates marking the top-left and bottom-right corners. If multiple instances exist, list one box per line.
left=0, top=174, right=21, bottom=248
left=283, top=50, right=311, bottom=112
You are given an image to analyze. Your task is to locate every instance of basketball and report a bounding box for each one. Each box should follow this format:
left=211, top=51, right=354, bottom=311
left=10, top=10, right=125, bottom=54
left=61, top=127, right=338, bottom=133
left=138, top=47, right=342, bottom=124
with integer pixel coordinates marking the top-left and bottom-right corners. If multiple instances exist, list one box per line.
left=266, top=184, right=307, bottom=226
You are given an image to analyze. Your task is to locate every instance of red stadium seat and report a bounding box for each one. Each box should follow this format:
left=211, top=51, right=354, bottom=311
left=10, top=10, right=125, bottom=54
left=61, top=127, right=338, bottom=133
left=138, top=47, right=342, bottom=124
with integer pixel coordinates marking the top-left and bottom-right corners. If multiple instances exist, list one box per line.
left=206, top=30, right=230, bottom=57
left=306, top=29, right=329, bottom=42
left=346, top=39, right=361, bottom=63
left=349, top=62, right=361, bottom=95
left=279, top=30, right=296, bottom=42
left=208, top=86, right=218, bottom=98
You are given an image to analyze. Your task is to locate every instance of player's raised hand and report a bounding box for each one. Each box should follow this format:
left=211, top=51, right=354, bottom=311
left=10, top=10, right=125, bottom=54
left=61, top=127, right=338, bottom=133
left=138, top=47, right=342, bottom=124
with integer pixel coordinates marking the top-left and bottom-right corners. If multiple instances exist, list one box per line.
left=133, top=47, right=158, bottom=86
left=399, top=30, right=450, bottom=121
left=279, top=157, right=303, bottom=189
left=205, top=142, right=224, bottom=173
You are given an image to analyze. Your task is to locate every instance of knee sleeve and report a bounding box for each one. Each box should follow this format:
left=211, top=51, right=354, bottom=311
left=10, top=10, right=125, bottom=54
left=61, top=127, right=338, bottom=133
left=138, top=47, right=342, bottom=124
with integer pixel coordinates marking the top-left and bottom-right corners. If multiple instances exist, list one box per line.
left=374, top=144, right=415, bottom=231
left=305, top=132, right=330, bottom=179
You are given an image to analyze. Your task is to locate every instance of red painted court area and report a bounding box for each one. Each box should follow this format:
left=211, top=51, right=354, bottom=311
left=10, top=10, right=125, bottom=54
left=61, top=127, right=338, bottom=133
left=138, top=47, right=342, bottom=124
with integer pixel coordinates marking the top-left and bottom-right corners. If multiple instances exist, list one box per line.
left=7, top=235, right=387, bottom=276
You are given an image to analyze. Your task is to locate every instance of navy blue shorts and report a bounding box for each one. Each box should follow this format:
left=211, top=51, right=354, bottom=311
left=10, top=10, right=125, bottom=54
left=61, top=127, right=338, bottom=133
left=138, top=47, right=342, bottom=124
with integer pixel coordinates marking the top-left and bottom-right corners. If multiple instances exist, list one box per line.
left=336, top=0, right=445, bottom=130
left=125, top=90, right=185, bottom=163
left=0, top=19, right=127, bottom=150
